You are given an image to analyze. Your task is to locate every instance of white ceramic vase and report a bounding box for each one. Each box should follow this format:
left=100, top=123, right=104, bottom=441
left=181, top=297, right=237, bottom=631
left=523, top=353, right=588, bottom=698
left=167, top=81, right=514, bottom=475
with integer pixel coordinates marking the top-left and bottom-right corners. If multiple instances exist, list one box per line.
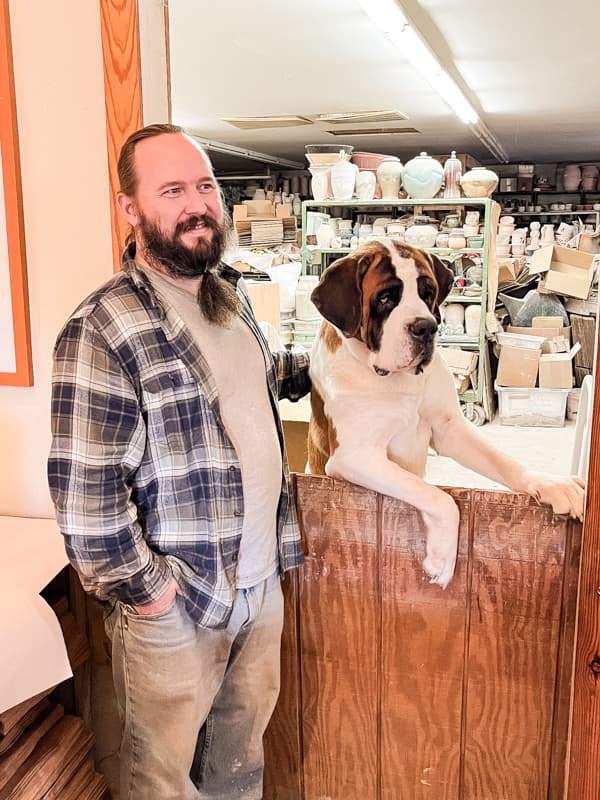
left=356, top=170, right=377, bottom=200
left=330, top=157, right=357, bottom=201
left=376, top=157, right=403, bottom=200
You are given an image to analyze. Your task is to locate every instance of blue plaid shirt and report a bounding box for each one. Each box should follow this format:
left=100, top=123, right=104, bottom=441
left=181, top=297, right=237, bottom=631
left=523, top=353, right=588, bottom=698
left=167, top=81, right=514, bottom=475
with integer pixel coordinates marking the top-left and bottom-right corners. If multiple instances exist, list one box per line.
left=48, top=248, right=309, bottom=628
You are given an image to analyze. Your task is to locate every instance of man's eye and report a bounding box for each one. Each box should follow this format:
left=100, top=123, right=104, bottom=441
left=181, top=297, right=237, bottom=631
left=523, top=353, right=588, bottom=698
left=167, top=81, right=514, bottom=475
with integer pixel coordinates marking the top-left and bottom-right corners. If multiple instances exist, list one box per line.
left=198, top=182, right=215, bottom=193
left=164, top=187, right=181, bottom=195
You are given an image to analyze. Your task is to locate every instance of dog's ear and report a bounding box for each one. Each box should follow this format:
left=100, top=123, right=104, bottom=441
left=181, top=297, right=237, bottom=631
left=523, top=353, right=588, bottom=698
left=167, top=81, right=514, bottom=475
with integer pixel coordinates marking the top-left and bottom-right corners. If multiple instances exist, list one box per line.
left=428, top=253, right=455, bottom=323
left=311, top=254, right=370, bottom=338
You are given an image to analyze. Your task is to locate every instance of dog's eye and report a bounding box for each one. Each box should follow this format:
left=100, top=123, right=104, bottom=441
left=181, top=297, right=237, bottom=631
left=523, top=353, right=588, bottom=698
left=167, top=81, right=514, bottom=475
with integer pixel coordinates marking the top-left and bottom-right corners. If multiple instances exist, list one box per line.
left=377, top=292, right=394, bottom=308
left=418, top=279, right=436, bottom=307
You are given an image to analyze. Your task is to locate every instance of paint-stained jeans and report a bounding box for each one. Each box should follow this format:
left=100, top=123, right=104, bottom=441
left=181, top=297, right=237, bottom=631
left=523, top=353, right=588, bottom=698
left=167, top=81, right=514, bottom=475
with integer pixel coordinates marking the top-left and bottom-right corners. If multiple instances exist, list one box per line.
left=104, top=572, right=283, bottom=800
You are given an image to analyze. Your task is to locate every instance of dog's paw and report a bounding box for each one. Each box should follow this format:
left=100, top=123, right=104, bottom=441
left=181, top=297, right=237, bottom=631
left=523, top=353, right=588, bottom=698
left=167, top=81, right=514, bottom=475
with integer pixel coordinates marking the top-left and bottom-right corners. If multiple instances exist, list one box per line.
left=422, top=553, right=457, bottom=590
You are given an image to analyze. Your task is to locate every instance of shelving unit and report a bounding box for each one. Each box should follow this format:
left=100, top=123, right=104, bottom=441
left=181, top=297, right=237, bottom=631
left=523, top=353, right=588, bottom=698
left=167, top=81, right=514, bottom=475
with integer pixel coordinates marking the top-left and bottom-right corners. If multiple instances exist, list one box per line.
left=301, top=197, right=494, bottom=424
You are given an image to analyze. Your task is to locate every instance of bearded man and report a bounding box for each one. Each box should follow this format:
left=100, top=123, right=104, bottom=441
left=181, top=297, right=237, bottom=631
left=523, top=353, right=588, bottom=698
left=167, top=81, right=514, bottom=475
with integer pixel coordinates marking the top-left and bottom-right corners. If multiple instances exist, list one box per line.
left=48, top=124, right=310, bottom=800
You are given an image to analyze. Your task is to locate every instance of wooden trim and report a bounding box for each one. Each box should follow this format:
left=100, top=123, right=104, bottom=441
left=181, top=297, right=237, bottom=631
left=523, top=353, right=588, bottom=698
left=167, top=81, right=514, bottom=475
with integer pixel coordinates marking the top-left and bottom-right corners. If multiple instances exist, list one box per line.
left=0, top=0, right=32, bottom=386
left=163, top=0, right=172, bottom=124
left=567, top=340, right=600, bottom=798
left=99, top=0, right=143, bottom=272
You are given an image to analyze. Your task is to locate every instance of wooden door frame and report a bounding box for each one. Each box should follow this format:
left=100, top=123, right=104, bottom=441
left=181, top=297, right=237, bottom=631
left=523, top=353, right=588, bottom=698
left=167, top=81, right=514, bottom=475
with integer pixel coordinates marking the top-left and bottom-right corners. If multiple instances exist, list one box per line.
left=99, top=1, right=600, bottom=795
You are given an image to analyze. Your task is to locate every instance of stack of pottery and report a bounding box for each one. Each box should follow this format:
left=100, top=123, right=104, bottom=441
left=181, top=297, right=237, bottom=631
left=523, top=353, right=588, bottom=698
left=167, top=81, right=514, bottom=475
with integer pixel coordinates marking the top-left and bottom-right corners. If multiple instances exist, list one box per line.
left=496, top=216, right=515, bottom=257
left=529, top=221, right=541, bottom=251
left=541, top=224, right=555, bottom=244
left=305, top=144, right=353, bottom=201
left=563, top=164, right=581, bottom=191
left=401, top=152, right=443, bottom=199
left=581, top=164, right=599, bottom=192
left=511, top=228, right=527, bottom=257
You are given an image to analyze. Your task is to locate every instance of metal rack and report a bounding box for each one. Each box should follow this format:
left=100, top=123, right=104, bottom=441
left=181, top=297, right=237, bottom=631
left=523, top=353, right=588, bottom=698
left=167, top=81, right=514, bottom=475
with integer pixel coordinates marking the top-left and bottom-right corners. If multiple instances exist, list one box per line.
left=301, top=197, right=494, bottom=424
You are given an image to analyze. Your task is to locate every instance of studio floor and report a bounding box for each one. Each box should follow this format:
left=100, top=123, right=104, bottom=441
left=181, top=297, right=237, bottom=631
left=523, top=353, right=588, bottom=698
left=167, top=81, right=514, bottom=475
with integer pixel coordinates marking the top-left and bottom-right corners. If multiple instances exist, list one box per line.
left=425, top=415, right=579, bottom=489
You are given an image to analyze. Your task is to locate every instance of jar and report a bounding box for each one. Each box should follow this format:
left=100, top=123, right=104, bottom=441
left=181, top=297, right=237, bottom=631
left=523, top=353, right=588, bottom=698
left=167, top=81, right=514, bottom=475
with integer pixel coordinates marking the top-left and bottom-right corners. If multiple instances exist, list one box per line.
left=436, top=232, right=449, bottom=248
left=404, top=218, right=438, bottom=248
left=316, top=219, right=333, bottom=249
left=443, top=304, right=465, bottom=335
left=356, top=170, right=377, bottom=200
left=330, top=156, right=357, bottom=201
left=402, top=152, right=444, bottom=199
left=295, top=275, right=320, bottom=320
left=460, top=166, right=499, bottom=198
left=443, top=150, right=462, bottom=198
left=448, top=230, right=466, bottom=249
left=465, top=305, right=481, bottom=336
left=376, top=157, right=403, bottom=200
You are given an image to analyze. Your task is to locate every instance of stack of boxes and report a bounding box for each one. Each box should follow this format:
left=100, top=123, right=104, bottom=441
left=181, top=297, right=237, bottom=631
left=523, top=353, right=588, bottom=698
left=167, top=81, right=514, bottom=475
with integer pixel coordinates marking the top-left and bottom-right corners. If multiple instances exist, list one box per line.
left=495, top=244, right=597, bottom=426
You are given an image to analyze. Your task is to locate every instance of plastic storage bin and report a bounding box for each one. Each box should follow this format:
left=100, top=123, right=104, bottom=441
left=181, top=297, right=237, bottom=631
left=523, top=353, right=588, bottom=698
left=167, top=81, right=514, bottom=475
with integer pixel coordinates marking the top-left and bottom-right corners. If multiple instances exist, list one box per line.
left=495, top=383, right=569, bottom=427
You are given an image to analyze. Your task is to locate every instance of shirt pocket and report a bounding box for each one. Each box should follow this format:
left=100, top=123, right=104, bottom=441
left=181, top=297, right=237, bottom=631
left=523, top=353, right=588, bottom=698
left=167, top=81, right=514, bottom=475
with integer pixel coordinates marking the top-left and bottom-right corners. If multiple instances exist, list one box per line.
left=139, top=360, right=202, bottom=450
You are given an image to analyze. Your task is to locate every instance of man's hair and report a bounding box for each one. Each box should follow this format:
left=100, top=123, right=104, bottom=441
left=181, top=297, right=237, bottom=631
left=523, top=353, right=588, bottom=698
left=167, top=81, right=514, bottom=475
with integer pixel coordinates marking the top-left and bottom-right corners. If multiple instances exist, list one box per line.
left=117, top=123, right=184, bottom=196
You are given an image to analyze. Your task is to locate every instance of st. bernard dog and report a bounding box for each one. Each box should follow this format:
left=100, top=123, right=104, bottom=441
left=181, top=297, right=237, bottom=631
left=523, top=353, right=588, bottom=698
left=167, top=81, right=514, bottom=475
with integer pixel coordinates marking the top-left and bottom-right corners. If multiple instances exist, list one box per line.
left=308, top=239, right=585, bottom=589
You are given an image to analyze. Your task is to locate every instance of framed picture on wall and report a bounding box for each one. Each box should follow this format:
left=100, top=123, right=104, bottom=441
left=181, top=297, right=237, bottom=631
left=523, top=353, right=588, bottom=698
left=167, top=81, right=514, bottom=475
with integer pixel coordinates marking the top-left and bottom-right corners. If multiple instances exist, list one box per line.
left=0, top=0, right=32, bottom=386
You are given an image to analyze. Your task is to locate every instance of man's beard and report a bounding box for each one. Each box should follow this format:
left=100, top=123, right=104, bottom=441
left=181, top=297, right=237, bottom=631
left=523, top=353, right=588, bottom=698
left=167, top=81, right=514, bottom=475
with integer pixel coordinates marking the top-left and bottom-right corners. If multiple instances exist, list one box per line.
left=139, top=213, right=240, bottom=325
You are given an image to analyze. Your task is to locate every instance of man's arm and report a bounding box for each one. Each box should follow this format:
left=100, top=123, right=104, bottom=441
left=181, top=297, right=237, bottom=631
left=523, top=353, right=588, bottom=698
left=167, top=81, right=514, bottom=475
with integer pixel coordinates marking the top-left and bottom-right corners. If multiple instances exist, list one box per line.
left=48, top=316, right=173, bottom=605
left=273, top=349, right=311, bottom=401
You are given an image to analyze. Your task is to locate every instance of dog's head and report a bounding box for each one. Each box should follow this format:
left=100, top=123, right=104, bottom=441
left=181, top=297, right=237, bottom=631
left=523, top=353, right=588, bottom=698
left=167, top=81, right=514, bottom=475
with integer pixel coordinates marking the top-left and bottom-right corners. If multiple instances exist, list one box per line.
left=311, top=239, right=454, bottom=376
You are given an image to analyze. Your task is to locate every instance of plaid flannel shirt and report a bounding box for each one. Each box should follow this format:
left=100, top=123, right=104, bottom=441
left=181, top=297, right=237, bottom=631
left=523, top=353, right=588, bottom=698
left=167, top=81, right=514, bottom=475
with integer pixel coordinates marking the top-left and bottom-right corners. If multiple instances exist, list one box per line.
left=48, top=248, right=309, bottom=628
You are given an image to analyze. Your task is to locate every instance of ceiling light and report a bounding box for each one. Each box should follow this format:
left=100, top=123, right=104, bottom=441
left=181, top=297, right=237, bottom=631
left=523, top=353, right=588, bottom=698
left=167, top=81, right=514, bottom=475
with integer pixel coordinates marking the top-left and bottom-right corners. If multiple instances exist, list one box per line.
left=190, top=134, right=304, bottom=169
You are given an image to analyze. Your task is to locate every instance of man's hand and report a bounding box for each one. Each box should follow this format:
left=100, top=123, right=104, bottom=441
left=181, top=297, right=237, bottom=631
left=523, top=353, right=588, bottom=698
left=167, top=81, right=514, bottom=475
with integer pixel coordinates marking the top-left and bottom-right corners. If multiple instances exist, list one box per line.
left=522, top=471, right=586, bottom=521
left=133, top=576, right=179, bottom=616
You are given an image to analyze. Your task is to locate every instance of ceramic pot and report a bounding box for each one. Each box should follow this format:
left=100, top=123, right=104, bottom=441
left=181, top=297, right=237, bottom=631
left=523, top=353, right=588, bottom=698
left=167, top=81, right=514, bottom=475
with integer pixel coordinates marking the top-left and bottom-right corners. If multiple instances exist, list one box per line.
left=443, top=150, right=462, bottom=198
left=448, top=230, right=466, bottom=249
left=356, top=170, right=377, bottom=200
left=376, top=157, right=403, bottom=200
left=309, top=166, right=332, bottom=201
left=404, top=221, right=438, bottom=248
left=330, top=157, right=357, bottom=201
left=402, top=152, right=444, bottom=199
left=460, top=166, right=499, bottom=198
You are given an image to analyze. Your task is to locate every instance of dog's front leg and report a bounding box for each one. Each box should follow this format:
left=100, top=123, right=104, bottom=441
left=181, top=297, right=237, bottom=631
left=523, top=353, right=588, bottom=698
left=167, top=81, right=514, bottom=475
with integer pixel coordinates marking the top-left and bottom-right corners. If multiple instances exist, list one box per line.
left=326, top=448, right=460, bottom=588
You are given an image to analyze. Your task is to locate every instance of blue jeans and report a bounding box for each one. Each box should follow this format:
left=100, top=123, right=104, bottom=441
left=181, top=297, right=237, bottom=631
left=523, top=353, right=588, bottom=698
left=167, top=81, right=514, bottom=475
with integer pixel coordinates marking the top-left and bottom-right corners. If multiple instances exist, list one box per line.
left=105, top=572, right=283, bottom=799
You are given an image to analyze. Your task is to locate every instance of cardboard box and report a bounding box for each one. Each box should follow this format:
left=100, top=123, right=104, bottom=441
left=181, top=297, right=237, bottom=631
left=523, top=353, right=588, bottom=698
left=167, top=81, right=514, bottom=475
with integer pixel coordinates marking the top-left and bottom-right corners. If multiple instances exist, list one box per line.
left=569, top=313, right=596, bottom=369
left=245, top=280, right=280, bottom=331
left=438, top=348, right=478, bottom=393
left=496, top=346, right=541, bottom=388
left=507, top=325, right=571, bottom=353
left=538, top=343, right=580, bottom=388
left=528, top=245, right=596, bottom=299
left=233, top=201, right=294, bottom=221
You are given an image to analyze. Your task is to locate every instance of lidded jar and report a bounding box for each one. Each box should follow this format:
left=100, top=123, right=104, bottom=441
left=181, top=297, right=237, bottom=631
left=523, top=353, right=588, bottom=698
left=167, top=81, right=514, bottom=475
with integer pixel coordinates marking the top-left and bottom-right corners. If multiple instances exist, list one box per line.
left=443, top=150, right=462, bottom=198
left=402, top=152, right=444, bottom=199
left=376, top=156, right=403, bottom=200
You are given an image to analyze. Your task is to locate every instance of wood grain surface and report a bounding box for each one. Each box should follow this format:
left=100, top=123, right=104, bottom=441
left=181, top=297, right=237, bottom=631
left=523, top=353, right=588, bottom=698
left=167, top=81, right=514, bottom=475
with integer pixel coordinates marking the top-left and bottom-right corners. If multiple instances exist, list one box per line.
left=99, top=0, right=142, bottom=271
left=264, top=475, right=581, bottom=799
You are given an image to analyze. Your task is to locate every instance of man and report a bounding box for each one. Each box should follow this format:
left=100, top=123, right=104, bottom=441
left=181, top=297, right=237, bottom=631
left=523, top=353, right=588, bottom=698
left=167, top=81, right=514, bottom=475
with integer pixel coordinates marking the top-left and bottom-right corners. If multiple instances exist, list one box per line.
left=48, top=123, right=310, bottom=799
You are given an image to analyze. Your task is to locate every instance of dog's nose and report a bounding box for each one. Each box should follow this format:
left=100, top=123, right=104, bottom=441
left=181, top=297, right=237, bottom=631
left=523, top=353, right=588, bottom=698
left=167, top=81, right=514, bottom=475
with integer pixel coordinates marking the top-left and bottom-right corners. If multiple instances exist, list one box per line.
left=408, top=317, right=438, bottom=340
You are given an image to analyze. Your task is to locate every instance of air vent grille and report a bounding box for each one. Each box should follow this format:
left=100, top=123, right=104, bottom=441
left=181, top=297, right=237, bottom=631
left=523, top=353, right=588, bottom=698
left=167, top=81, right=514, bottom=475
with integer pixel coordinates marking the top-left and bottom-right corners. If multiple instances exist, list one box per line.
left=327, top=127, right=420, bottom=136
left=316, top=110, right=408, bottom=124
left=221, top=116, right=312, bottom=130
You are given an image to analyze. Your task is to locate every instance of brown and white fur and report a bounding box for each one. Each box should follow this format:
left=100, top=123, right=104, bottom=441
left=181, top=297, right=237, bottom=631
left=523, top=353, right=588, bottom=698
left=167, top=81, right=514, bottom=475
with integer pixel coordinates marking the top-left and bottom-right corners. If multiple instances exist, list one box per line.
left=308, top=239, right=585, bottom=588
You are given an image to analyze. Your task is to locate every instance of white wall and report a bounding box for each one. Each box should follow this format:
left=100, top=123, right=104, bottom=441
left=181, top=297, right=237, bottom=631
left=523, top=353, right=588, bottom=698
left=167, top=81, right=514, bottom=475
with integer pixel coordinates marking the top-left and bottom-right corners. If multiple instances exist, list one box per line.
left=0, top=1, right=113, bottom=516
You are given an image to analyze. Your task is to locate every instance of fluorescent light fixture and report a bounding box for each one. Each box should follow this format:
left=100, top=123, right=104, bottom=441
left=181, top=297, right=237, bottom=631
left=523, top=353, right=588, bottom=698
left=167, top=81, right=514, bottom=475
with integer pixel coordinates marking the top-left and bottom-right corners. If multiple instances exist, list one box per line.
left=190, top=134, right=304, bottom=170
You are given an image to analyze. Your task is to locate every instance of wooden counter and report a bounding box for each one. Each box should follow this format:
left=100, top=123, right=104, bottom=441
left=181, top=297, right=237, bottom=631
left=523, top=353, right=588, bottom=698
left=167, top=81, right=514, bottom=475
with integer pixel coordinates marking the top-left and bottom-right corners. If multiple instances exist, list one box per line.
left=264, top=474, right=581, bottom=800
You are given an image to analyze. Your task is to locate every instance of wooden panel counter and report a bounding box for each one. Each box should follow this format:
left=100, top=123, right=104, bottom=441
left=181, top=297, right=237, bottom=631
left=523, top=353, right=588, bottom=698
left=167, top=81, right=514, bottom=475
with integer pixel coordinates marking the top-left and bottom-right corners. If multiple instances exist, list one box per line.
left=264, top=474, right=581, bottom=800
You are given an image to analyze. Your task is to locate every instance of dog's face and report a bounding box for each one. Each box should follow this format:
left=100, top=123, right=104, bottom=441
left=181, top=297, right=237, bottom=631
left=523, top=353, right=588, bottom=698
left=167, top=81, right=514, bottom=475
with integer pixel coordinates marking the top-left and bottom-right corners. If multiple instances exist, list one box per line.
left=311, top=239, right=454, bottom=376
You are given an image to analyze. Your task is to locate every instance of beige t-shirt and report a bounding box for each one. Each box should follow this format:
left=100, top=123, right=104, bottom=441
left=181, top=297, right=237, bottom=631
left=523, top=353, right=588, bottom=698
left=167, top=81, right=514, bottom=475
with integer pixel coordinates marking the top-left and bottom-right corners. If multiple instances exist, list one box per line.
left=144, top=268, right=281, bottom=588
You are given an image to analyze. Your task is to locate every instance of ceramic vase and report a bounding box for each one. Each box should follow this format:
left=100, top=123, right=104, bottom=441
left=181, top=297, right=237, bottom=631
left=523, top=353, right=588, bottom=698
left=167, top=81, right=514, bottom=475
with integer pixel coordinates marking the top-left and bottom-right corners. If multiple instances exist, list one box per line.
left=309, top=166, right=331, bottom=201
left=356, top=170, right=377, bottom=200
left=402, top=152, right=444, bottom=199
left=330, top=157, right=357, bottom=201
left=460, top=167, right=499, bottom=198
left=376, top=157, right=403, bottom=200
left=443, top=150, right=462, bottom=198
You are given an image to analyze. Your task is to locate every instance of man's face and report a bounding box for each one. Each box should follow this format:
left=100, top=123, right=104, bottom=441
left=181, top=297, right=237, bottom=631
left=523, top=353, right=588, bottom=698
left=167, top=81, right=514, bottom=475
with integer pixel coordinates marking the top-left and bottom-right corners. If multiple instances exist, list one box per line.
left=126, top=133, right=227, bottom=277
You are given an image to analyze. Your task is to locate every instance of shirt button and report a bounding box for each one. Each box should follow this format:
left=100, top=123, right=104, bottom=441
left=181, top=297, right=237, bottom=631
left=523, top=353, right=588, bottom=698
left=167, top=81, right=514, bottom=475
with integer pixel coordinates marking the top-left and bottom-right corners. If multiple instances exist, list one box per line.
left=233, top=509, right=243, bottom=517
left=229, top=466, right=236, bottom=472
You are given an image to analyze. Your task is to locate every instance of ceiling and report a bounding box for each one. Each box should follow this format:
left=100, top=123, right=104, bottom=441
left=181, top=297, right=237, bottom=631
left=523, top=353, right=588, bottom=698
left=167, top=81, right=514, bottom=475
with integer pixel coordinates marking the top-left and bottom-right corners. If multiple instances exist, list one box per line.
left=167, top=0, right=600, bottom=174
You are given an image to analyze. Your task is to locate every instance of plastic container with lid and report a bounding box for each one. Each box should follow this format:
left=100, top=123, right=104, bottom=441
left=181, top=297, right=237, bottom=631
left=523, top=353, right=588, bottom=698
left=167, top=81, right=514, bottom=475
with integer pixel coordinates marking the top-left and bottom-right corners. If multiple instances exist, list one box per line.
left=295, top=275, right=321, bottom=321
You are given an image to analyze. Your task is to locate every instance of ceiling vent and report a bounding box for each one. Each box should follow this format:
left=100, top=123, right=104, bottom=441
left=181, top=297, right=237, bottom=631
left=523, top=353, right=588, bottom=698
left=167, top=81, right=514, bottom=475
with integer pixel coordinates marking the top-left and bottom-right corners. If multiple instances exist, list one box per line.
left=326, top=127, right=420, bottom=136
left=315, top=110, right=409, bottom=124
left=221, top=116, right=313, bottom=130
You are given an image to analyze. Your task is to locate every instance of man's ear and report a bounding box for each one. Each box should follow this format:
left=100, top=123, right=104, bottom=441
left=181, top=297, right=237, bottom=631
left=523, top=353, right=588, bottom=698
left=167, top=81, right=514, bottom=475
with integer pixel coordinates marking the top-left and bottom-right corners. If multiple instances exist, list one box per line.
left=117, top=192, right=139, bottom=227
left=428, top=253, right=455, bottom=323
left=310, top=254, right=370, bottom=338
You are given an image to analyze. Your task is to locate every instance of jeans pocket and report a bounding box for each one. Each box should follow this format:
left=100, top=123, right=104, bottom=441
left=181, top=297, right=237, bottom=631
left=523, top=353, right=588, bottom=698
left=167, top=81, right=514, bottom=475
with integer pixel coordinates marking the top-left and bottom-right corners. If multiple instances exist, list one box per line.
left=126, top=593, right=179, bottom=622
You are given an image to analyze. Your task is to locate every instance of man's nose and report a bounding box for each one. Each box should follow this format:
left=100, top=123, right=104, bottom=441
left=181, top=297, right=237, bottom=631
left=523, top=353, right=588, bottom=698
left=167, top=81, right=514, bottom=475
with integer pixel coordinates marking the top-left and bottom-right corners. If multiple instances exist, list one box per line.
left=184, top=190, right=208, bottom=216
